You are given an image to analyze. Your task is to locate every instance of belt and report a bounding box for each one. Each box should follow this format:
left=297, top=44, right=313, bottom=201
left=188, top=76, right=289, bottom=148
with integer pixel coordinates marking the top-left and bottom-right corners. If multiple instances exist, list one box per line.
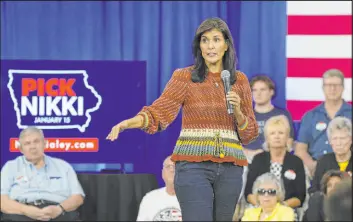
left=18, top=199, right=59, bottom=206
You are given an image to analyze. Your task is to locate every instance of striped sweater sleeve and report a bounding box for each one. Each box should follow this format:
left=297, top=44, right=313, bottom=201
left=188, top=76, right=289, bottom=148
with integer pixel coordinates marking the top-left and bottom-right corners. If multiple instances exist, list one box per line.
left=235, top=71, right=259, bottom=145
left=137, top=68, right=190, bottom=134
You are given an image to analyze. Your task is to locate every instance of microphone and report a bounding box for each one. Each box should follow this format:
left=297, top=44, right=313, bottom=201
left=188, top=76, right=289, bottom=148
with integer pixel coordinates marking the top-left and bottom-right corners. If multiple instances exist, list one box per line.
left=221, top=70, right=234, bottom=115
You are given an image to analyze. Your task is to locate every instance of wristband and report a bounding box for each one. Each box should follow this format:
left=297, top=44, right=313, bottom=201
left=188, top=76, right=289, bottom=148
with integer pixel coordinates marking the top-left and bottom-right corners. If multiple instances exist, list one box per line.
left=238, top=117, right=248, bottom=130
left=57, top=204, right=66, bottom=215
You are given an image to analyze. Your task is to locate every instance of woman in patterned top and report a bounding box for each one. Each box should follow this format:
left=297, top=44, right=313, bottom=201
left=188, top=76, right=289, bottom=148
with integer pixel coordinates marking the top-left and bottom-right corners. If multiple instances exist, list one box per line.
left=244, top=115, right=306, bottom=216
left=107, top=17, right=258, bottom=221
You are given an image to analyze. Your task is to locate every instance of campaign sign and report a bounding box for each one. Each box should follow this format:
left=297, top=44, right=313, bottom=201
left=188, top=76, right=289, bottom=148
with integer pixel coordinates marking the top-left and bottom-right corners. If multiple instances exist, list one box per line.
left=8, top=69, right=101, bottom=132
left=1, top=60, right=147, bottom=172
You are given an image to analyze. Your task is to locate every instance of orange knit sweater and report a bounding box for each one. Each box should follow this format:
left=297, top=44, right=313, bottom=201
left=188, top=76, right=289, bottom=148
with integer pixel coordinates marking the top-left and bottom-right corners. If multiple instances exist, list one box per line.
left=137, top=66, right=258, bottom=166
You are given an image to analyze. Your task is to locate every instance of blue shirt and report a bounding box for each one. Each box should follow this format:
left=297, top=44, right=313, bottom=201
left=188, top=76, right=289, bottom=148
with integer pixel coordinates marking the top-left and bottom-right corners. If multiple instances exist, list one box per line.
left=1, top=155, right=85, bottom=203
left=297, top=101, right=352, bottom=160
left=245, top=107, right=295, bottom=150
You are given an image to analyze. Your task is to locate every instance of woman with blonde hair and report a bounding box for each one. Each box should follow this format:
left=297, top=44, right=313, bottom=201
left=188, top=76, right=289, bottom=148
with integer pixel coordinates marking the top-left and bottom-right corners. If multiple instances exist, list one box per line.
left=242, top=172, right=295, bottom=221
left=244, top=115, right=306, bottom=219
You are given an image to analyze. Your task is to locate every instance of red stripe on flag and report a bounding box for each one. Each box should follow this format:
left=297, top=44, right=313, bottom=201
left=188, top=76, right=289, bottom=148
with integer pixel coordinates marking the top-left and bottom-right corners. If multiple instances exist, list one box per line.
left=287, top=100, right=353, bottom=121
left=287, top=100, right=323, bottom=121
left=287, top=58, right=352, bottom=78
left=288, top=15, right=352, bottom=35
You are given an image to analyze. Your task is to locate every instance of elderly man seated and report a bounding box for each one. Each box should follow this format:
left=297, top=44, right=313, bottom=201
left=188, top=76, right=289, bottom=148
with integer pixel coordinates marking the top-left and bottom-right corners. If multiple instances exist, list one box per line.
left=310, top=116, right=352, bottom=193
left=0, top=127, right=85, bottom=221
left=137, top=155, right=182, bottom=221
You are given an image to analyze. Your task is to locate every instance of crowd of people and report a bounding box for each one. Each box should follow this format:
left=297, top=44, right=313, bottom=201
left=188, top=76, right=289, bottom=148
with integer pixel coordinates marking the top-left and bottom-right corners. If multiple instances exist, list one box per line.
left=1, top=17, right=351, bottom=221
left=136, top=69, right=352, bottom=222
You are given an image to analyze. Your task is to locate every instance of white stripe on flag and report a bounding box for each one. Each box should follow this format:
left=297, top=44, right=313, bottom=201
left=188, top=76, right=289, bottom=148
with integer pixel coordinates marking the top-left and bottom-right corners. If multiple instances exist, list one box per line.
left=286, top=77, right=352, bottom=101
left=287, top=1, right=352, bottom=15
left=286, top=35, right=352, bottom=59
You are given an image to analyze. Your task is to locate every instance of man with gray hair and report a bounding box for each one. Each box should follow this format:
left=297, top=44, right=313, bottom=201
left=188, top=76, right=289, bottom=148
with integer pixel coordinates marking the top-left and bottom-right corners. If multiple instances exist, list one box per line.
left=309, top=116, right=352, bottom=193
left=0, top=127, right=85, bottom=221
left=295, top=68, right=352, bottom=177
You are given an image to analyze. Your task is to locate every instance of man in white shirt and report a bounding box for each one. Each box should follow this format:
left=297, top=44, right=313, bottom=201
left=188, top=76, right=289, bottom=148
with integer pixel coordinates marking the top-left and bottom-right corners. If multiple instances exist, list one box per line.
left=137, top=155, right=182, bottom=221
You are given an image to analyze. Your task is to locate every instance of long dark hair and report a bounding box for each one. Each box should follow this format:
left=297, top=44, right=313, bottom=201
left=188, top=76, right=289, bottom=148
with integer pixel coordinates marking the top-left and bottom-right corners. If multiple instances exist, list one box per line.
left=191, top=17, right=237, bottom=84
left=320, top=170, right=347, bottom=195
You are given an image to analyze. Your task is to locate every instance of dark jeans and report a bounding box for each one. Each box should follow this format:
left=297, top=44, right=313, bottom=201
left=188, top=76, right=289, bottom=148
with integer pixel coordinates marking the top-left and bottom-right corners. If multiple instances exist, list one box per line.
left=1, top=203, right=79, bottom=221
left=174, top=161, right=244, bottom=221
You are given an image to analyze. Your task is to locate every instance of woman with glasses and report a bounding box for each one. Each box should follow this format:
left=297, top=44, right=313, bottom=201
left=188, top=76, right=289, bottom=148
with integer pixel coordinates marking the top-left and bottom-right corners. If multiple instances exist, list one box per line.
left=242, top=172, right=294, bottom=221
left=243, top=115, right=306, bottom=219
left=310, top=116, right=352, bottom=193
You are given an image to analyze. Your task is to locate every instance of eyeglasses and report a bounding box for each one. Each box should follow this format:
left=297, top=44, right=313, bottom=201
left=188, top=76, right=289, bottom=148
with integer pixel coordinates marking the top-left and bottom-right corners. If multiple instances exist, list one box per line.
left=323, top=83, right=343, bottom=88
left=257, top=188, right=277, bottom=196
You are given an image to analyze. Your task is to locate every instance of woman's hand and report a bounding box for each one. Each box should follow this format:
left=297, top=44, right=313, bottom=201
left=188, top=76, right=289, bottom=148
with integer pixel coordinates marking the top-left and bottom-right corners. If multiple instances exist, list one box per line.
left=226, top=91, right=246, bottom=126
left=106, top=115, right=144, bottom=141
left=106, top=120, right=129, bottom=141
left=226, top=91, right=241, bottom=112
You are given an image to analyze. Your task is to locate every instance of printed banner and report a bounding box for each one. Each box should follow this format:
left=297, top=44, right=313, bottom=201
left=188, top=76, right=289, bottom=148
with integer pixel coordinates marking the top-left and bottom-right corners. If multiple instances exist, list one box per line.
left=1, top=60, right=147, bottom=172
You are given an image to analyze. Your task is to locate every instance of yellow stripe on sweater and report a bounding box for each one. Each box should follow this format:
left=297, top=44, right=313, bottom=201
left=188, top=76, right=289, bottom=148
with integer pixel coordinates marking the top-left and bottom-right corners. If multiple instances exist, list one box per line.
left=176, top=140, right=243, bottom=150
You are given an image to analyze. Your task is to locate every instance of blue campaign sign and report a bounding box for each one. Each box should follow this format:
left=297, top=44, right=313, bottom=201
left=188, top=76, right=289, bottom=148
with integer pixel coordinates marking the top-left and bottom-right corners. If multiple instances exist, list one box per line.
left=1, top=60, right=148, bottom=173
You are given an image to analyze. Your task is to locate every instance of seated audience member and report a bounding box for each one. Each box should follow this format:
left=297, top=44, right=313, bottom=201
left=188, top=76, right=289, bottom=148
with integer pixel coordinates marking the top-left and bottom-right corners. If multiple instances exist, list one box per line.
left=137, top=155, right=181, bottom=221
left=242, top=172, right=295, bottom=221
left=310, top=116, right=352, bottom=193
left=244, top=75, right=295, bottom=162
left=295, top=69, right=352, bottom=178
left=0, top=127, right=85, bottom=221
left=303, top=170, right=348, bottom=221
left=324, top=178, right=352, bottom=221
left=244, top=115, right=306, bottom=214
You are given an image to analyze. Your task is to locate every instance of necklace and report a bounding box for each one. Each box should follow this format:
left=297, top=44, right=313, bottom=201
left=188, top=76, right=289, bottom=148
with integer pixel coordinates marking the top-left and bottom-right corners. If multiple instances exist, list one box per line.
left=210, top=77, right=220, bottom=88
left=207, top=72, right=221, bottom=88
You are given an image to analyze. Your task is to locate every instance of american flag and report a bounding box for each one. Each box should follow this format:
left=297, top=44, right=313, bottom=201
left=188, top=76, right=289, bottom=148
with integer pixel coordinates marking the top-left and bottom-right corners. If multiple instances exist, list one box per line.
left=286, top=1, right=352, bottom=121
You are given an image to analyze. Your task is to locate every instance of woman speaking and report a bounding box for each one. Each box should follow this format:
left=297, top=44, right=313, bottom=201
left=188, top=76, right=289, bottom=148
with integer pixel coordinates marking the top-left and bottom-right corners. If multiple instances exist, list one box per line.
left=107, top=17, right=258, bottom=221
